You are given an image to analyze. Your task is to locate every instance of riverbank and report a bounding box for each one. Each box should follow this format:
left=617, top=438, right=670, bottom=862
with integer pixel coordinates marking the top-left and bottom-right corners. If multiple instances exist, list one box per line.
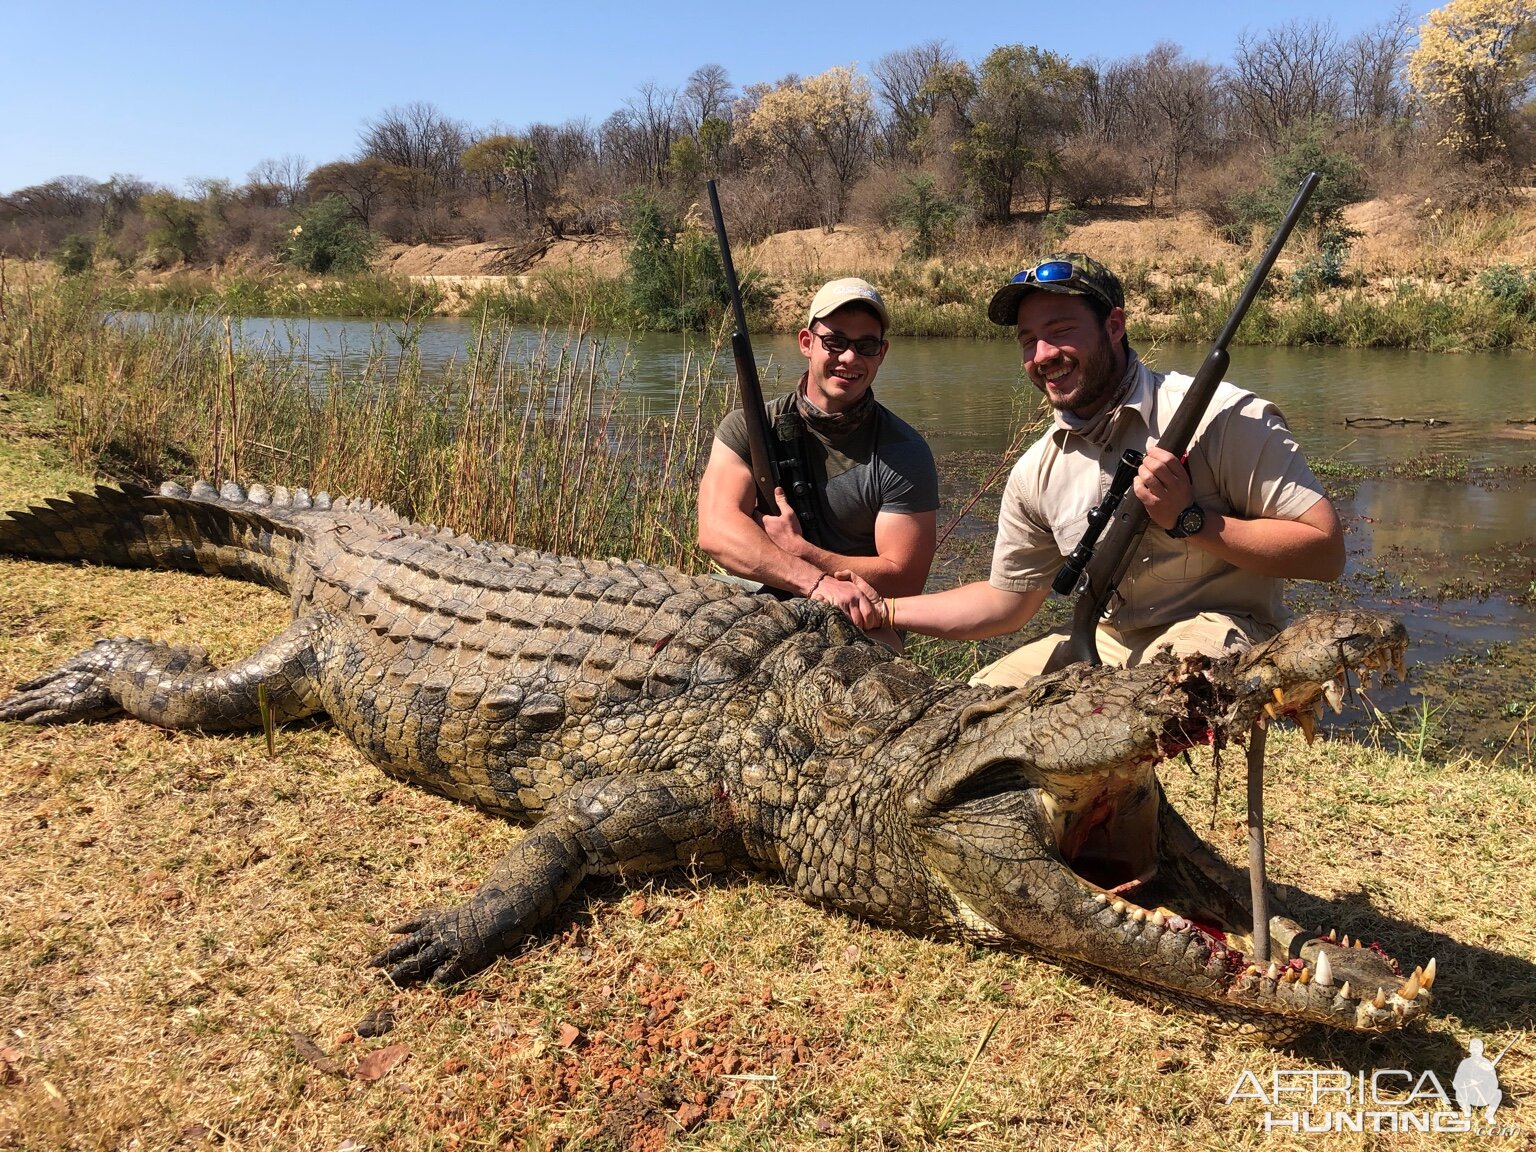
left=3, top=381, right=1536, bottom=1151
left=50, top=190, right=1536, bottom=351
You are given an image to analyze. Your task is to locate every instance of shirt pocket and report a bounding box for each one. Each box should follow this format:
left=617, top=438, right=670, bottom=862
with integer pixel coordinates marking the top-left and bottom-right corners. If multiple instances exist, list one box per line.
left=1143, top=488, right=1229, bottom=586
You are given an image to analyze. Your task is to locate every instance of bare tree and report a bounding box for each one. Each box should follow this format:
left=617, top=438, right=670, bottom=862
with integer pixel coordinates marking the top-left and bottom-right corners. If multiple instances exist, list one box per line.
left=359, top=101, right=471, bottom=190
left=247, top=155, right=310, bottom=207
left=1342, top=4, right=1414, bottom=126
left=681, top=64, right=733, bottom=133
left=1138, top=42, right=1221, bottom=205
left=871, top=39, right=959, bottom=161
left=307, top=158, right=395, bottom=229
left=1228, top=20, right=1348, bottom=147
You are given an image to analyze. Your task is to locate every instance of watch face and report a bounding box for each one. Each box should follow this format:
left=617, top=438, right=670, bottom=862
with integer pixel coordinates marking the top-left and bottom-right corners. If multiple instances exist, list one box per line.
left=1176, top=504, right=1203, bottom=537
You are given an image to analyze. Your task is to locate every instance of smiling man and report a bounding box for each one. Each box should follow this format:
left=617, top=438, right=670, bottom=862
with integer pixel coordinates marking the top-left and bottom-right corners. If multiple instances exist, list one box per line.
left=841, top=253, right=1344, bottom=684
left=697, top=278, right=938, bottom=646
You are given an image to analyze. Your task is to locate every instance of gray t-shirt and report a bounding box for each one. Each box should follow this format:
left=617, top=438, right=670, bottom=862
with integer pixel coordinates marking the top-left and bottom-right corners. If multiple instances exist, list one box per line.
left=715, top=392, right=939, bottom=558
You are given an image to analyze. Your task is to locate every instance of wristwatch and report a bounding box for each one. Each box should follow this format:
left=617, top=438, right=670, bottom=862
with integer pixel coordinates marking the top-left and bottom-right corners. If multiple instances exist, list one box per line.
left=1167, top=502, right=1205, bottom=539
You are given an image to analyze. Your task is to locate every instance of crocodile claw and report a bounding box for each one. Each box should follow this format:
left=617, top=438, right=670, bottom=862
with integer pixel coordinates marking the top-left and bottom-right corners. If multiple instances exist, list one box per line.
left=0, top=647, right=123, bottom=724
left=370, top=905, right=493, bottom=986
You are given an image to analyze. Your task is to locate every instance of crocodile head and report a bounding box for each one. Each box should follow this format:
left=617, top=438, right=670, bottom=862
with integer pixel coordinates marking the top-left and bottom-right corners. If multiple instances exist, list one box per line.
left=903, top=610, right=1424, bottom=1037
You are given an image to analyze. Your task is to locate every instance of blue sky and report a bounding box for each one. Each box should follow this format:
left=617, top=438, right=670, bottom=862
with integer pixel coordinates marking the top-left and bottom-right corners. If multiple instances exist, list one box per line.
left=3, top=0, right=1427, bottom=193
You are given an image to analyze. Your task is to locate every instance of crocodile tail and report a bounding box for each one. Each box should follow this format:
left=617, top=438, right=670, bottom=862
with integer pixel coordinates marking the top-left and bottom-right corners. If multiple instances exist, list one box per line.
left=0, top=479, right=316, bottom=594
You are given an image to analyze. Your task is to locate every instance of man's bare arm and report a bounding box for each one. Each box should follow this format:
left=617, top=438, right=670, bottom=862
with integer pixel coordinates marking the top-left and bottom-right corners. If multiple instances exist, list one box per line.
left=841, top=575, right=1048, bottom=640
left=697, top=440, right=879, bottom=619
left=773, top=506, right=936, bottom=597
left=1134, top=448, right=1345, bottom=580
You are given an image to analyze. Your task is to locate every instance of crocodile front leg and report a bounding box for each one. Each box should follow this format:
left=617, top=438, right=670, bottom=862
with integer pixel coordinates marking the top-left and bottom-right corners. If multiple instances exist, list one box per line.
left=371, top=769, right=741, bottom=985
left=0, top=614, right=334, bottom=730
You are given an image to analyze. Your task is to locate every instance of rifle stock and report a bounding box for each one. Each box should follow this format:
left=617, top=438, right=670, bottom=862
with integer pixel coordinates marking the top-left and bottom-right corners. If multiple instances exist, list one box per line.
left=707, top=180, right=780, bottom=515
left=1045, top=171, right=1320, bottom=671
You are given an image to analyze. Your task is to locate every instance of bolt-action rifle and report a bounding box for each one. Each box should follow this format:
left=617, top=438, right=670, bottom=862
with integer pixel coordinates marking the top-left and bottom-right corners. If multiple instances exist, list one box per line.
left=705, top=180, right=821, bottom=542
left=1042, top=171, right=1320, bottom=674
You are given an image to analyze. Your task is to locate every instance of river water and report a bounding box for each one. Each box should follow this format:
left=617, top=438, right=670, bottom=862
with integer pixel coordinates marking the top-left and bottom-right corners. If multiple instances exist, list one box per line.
left=234, top=315, right=1536, bottom=465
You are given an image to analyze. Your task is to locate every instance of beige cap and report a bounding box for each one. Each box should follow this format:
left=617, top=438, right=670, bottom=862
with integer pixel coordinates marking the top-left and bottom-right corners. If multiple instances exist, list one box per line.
left=806, top=277, right=890, bottom=332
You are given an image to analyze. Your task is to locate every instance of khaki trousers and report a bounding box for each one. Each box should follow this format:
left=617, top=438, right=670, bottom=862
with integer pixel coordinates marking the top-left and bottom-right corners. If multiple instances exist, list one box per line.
left=969, top=611, right=1272, bottom=689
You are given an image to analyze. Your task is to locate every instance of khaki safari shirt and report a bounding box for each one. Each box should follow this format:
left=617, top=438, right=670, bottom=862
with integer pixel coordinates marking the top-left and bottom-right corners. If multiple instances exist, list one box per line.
left=991, top=354, right=1327, bottom=634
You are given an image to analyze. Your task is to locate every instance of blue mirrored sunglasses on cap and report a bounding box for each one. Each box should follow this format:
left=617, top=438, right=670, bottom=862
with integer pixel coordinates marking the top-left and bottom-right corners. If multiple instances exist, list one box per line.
left=1009, top=260, right=1114, bottom=307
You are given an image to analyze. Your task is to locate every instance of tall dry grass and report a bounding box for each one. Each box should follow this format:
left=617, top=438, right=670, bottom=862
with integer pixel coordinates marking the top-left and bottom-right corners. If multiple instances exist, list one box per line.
left=0, top=272, right=730, bottom=570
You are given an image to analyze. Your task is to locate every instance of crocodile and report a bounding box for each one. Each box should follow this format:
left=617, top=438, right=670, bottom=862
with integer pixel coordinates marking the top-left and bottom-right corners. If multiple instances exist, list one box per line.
left=0, top=480, right=1430, bottom=1037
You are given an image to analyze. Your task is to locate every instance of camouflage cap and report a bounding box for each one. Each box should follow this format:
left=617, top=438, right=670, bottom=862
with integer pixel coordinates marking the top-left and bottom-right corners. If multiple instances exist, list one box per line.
left=986, top=252, right=1125, bottom=326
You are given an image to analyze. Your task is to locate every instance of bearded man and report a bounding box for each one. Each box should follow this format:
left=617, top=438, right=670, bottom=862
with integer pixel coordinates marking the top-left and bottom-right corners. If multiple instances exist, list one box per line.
left=842, top=253, right=1343, bottom=684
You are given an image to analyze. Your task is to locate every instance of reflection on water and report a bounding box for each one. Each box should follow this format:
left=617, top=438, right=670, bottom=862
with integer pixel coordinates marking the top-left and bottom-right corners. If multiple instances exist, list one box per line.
left=1350, top=478, right=1536, bottom=557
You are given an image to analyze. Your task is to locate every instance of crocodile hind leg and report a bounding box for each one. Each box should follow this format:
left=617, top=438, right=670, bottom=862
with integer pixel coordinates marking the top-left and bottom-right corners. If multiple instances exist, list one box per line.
left=372, top=769, right=736, bottom=985
left=0, top=613, right=334, bottom=730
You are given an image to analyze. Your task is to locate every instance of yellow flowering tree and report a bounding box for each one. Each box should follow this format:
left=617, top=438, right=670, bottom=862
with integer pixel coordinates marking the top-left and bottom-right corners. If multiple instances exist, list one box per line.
left=737, top=65, right=875, bottom=228
left=1406, top=0, right=1536, bottom=161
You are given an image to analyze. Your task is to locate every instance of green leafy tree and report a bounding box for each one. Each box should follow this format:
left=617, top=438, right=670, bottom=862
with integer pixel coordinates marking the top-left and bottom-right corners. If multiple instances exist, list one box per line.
left=951, top=45, right=1088, bottom=222
left=892, top=174, right=963, bottom=258
left=53, top=234, right=94, bottom=275
left=140, top=191, right=203, bottom=265
left=622, top=193, right=731, bottom=331
left=1407, top=0, right=1536, bottom=161
left=280, top=196, right=377, bottom=274
left=1223, top=121, right=1368, bottom=251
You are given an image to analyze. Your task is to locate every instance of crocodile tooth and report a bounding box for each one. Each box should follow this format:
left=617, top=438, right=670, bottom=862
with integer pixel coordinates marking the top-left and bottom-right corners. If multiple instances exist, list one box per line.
left=1374, top=988, right=1387, bottom=1009
left=1299, top=967, right=1313, bottom=985
left=1128, top=906, right=1147, bottom=923
left=1341, top=934, right=1350, bottom=948
left=1263, top=702, right=1281, bottom=721
left=1150, top=910, right=1167, bottom=928
left=1266, top=962, right=1279, bottom=980
left=1110, top=898, right=1128, bottom=915
left=1355, top=939, right=1363, bottom=949
left=1315, top=951, right=1334, bottom=987
left=1093, top=892, right=1109, bottom=904
left=1323, top=677, right=1345, bottom=713
left=1400, top=970, right=1422, bottom=1000
left=1339, top=981, right=1353, bottom=1001
left=1422, top=958, right=1437, bottom=989
left=1281, top=968, right=1298, bottom=983
left=1297, top=705, right=1318, bottom=744
left=1273, top=688, right=1287, bottom=705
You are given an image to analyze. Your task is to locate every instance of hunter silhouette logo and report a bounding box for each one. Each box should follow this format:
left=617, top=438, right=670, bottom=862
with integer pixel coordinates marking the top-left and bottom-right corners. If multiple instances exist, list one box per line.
left=1452, top=1036, right=1515, bottom=1122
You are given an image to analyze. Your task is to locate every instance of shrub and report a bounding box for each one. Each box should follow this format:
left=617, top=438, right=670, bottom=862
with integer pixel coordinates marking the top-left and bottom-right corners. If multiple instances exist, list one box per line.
left=890, top=175, right=964, bottom=259
left=280, top=196, right=377, bottom=275
left=622, top=193, right=736, bottom=332
left=1478, top=263, right=1536, bottom=317
left=53, top=235, right=94, bottom=276
left=1219, top=121, right=1367, bottom=248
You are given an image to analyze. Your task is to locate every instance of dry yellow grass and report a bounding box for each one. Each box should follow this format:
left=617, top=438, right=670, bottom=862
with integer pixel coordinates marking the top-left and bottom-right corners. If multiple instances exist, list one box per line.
left=2, top=397, right=1534, bottom=1150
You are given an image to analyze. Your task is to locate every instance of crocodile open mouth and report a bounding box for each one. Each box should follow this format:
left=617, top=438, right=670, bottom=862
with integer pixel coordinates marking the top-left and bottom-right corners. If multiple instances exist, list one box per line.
left=1045, top=633, right=1430, bottom=1033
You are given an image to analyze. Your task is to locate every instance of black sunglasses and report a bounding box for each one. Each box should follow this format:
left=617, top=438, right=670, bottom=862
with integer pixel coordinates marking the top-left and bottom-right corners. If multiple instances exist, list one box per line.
left=809, top=324, right=885, bottom=358
left=1009, top=260, right=1115, bottom=309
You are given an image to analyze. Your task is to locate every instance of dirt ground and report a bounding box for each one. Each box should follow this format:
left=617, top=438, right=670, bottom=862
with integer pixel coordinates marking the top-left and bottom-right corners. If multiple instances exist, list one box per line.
left=374, top=194, right=1536, bottom=289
